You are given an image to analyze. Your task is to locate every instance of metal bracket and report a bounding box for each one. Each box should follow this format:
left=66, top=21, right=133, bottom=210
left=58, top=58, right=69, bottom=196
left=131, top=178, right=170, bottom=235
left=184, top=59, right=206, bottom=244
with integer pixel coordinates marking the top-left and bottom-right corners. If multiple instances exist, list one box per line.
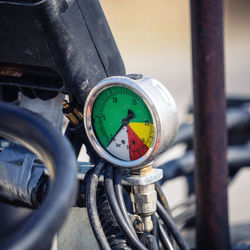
left=121, top=168, right=163, bottom=186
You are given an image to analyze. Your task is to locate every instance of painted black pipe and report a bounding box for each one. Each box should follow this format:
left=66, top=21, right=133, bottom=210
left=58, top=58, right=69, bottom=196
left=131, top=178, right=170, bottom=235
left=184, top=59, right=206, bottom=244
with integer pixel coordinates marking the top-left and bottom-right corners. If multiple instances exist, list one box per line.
left=190, top=1, right=230, bottom=249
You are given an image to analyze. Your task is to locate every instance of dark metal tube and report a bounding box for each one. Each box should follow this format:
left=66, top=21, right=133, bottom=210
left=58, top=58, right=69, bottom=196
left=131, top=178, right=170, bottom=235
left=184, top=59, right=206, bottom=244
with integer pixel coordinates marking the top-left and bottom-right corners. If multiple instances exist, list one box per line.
left=190, top=1, right=230, bottom=250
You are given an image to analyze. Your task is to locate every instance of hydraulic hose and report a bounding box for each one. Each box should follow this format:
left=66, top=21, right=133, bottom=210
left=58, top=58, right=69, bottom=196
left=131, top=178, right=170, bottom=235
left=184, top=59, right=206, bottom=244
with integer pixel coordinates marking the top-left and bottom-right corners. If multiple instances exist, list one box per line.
left=114, top=168, right=138, bottom=238
left=144, top=235, right=159, bottom=250
left=104, top=165, right=148, bottom=250
left=155, top=183, right=175, bottom=247
left=86, top=160, right=111, bottom=250
left=157, top=201, right=190, bottom=250
left=97, top=185, right=131, bottom=250
left=151, top=214, right=159, bottom=244
left=0, top=102, right=77, bottom=250
left=158, top=221, right=174, bottom=250
left=155, top=182, right=171, bottom=215
left=173, top=107, right=250, bottom=146
left=156, top=145, right=250, bottom=184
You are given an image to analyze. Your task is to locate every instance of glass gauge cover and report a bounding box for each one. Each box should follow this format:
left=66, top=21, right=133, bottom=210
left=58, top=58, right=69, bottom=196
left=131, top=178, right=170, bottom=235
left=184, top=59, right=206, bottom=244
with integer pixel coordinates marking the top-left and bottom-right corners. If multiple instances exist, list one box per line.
left=84, top=76, right=178, bottom=169
left=92, top=86, right=154, bottom=161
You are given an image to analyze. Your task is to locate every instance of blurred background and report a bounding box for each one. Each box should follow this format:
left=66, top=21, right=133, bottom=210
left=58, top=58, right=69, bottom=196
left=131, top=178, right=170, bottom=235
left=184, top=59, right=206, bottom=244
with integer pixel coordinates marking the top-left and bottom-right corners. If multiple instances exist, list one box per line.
left=100, top=0, right=250, bottom=238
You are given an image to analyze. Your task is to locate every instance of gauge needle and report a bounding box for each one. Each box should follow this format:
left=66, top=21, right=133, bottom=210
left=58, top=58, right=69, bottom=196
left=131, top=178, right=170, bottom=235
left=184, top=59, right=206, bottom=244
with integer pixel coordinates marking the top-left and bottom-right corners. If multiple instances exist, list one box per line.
left=107, top=109, right=135, bottom=146
left=122, top=109, right=135, bottom=126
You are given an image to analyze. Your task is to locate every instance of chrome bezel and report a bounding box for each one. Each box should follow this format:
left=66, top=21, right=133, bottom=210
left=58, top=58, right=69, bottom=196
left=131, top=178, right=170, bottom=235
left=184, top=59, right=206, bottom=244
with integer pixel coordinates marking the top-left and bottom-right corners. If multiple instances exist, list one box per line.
left=84, top=76, right=161, bottom=169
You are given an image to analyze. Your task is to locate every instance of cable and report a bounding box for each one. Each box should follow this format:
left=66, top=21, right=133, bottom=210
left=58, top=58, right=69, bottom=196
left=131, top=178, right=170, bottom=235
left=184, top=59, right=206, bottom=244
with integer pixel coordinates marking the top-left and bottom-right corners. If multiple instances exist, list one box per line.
left=172, top=107, right=250, bottom=146
left=158, top=220, right=175, bottom=250
left=144, top=235, right=159, bottom=250
left=114, top=168, right=138, bottom=238
left=157, top=201, right=190, bottom=250
left=155, top=182, right=178, bottom=248
left=97, top=185, right=130, bottom=249
left=155, top=182, right=172, bottom=216
left=156, top=145, right=250, bottom=185
left=104, top=165, right=148, bottom=250
left=86, top=160, right=111, bottom=250
left=151, top=214, right=159, bottom=244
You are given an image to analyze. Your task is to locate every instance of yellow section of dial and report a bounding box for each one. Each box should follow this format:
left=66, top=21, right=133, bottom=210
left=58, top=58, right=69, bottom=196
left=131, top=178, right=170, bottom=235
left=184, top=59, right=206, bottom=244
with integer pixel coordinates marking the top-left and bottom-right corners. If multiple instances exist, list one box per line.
left=129, top=122, right=154, bottom=148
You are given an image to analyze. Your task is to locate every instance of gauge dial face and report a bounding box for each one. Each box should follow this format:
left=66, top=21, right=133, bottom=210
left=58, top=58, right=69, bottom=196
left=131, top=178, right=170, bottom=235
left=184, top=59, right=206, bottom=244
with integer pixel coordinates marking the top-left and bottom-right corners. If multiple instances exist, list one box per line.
left=92, top=86, right=154, bottom=161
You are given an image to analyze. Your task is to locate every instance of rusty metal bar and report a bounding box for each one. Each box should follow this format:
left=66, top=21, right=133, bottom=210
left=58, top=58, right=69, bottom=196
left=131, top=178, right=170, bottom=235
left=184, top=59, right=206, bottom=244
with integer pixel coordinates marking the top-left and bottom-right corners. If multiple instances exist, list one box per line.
left=190, top=1, right=230, bottom=250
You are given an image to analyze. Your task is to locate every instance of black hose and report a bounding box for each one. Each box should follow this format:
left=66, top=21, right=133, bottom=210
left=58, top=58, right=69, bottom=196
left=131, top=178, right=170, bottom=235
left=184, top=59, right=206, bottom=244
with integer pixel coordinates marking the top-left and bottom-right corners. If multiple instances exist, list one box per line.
left=152, top=214, right=159, bottom=244
left=144, top=235, right=159, bottom=250
left=97, top=185, right=131, bottom=250
left=114, top=168, right=138, bottom=238
left=157, top=201, right=190, bottom=250
left=104, top=165, right=148, bottom=250
left=155, top=183, right=176, bottom=247
left=155, top=182, right=171, bottom=215
left=156, top=145, right=250, bottom=184
left=158, top=221, right=174, bottom=250
left=0, top=102, right=77, bottom=250
left=172, top=107, right=250, bottom=146
left=86, top=160, right=111, bottom=250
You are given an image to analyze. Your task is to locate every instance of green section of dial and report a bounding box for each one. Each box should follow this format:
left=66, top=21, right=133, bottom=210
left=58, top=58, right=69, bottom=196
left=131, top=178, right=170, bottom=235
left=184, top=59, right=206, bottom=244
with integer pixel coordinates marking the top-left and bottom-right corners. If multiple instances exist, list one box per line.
left=92, top=86, right=153, bottom=148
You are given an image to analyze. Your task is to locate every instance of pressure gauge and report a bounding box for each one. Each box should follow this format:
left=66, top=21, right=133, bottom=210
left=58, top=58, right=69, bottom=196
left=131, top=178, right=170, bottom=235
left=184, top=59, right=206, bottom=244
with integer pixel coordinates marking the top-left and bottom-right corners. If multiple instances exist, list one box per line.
left=84, top=75, right=178, bottom=169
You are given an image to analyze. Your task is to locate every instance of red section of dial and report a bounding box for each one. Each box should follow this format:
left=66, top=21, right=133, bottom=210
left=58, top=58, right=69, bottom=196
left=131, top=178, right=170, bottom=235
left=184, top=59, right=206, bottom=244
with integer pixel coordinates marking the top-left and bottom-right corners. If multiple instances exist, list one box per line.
left=127, top=125, right=149, bottom=160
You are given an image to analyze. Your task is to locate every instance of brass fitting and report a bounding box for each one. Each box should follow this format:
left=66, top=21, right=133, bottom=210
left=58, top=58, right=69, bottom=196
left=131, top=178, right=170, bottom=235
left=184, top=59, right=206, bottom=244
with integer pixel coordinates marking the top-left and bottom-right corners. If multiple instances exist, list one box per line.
left=130, top=166, right=157, bottom=233
left=62, top=100, right=83, bottom=125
